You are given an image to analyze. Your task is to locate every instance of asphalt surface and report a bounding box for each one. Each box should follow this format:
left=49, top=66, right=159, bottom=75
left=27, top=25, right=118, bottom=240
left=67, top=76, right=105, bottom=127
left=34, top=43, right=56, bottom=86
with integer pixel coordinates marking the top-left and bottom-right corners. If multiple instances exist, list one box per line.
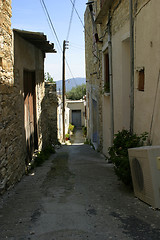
left=0, top=130, right=160, bottom=240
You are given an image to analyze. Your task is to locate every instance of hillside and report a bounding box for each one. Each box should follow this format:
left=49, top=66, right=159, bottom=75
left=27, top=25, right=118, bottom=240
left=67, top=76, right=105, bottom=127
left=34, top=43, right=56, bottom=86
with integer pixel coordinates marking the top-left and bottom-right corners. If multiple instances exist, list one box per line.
left=56, top=77, right=86, bottom=92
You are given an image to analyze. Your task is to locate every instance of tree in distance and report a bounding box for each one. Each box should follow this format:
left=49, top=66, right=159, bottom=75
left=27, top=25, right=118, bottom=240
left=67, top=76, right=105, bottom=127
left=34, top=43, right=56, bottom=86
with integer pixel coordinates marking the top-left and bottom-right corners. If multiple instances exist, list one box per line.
left=45, top=72, right=55, bottom=83
left=66, top=84, right=86, bottom=100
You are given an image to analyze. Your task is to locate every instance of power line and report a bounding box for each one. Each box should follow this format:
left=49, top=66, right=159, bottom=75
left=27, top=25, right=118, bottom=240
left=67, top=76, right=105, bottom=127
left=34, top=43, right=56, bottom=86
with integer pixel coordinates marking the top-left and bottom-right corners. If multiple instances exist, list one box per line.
left=40, top=0, right=77, bottom=82
left=67, top=1, right=100, bottom=76
left=69, top=41, right=84, bottom=48
left=40, top=0, right=62, bottom=52
left=69, top=0, right=95, bottom=43
left=69, top=44, right=85, bottom=50
left=66, top=0, right=76, bottom=41
left=69, top=0, right=85, bottom=29
left=68, top=0, right=101, bottom=64
left=65, top=60, right=78, bottom=86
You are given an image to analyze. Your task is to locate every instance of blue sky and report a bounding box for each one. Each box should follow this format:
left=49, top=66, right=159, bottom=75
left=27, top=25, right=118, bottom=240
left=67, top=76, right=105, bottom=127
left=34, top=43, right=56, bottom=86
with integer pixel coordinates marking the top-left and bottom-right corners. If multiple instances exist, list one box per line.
left=11, top=0, right=87, bottom=81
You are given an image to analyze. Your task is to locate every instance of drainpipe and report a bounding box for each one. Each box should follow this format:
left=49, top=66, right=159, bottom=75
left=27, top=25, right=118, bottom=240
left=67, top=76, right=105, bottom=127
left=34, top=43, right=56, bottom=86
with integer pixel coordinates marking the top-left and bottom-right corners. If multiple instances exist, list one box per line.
left=108, top=10, right=114, bottom=146
left=88, top=2, right=97, bottom=35
left=87, top=2, right=102, bottom=44
left=129, top=0, right=134, bottom=134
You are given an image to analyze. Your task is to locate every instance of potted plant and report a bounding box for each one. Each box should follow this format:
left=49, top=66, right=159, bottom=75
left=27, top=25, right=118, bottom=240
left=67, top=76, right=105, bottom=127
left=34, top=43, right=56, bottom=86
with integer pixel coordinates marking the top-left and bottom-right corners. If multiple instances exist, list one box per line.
left=68, top=123, right=74, bottom=135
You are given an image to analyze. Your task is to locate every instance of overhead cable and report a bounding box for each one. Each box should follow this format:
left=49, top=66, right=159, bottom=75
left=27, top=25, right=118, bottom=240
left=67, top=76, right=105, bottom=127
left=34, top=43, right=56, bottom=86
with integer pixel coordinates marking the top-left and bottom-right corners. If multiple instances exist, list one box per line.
left=40, top=0, right=76, bottom=82
left=66, top=0, right=76, bottom=41
left=69, top=0, right=85, bottom=29
left=40, top=0, right=62, bottom=52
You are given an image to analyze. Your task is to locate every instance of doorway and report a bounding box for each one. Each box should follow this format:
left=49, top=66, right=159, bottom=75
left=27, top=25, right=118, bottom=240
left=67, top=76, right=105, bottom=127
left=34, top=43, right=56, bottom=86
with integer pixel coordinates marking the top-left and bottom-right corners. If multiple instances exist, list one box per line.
left=24, top=70, right=38, bottom=163
left=72, top=110, right=81, bottom=128
left=92, top=99, right=98, bottom=143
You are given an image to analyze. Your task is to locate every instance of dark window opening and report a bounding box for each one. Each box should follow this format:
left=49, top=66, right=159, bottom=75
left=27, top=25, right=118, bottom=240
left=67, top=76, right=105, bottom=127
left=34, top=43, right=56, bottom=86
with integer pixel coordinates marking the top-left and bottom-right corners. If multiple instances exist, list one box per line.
left=104, top=52, right=110, bottom=93
left=138, top=69, right=145, bottom=91
left=0, top=57, right=2, bottom=67
left=100, top=0, right=105, bottom=8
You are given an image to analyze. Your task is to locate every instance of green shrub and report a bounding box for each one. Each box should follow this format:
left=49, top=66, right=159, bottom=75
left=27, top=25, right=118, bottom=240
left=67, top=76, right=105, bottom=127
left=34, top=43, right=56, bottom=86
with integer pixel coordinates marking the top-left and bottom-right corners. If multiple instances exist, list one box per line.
left=65, top=133, right=70, bottom=140
left=84, top=138, right=90, bottom=144
left=107, top=129, right=148, bottom=187
left=33, top=145, right=55, bottom=167
left=82, top=126, right=87, bottom=137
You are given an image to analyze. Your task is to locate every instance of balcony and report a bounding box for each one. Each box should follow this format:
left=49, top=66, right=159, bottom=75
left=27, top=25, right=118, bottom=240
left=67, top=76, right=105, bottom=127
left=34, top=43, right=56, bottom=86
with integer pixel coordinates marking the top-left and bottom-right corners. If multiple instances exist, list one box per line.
left=96, top=0, right=113, bottom=24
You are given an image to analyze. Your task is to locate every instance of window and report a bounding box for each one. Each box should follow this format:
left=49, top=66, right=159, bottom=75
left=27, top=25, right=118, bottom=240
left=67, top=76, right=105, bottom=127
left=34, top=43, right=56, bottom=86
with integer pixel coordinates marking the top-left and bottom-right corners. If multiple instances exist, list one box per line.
left=104, top=52, right=110, bottom=93
left=138, top=68, right=145, bottom=91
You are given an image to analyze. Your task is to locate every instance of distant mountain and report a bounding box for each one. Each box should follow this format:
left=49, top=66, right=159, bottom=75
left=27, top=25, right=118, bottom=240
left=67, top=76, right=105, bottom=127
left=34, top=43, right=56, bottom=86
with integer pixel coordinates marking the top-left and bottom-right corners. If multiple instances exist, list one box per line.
left=56, top=77, right=86, bottom=93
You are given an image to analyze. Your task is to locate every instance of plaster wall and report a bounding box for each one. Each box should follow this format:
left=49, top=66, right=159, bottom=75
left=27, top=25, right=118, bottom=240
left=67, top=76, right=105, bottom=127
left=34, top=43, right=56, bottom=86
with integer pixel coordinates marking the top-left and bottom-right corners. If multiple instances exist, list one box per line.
left=100, top=1, right=130, bottom=154
left=67, top=100, right=85, bottom=127
left=57, top=96, right=70, bottom=141
left=112, top=21, right=130, bottom=133
left=134, top=0, right=160, bottom=144
left=102, top=96, right=111, bottom=156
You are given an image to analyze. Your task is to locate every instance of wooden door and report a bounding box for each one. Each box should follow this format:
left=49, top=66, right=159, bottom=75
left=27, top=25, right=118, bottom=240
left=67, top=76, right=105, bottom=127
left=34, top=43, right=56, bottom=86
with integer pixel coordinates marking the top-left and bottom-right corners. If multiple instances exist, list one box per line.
left=24, top=70, right=38, bottom=163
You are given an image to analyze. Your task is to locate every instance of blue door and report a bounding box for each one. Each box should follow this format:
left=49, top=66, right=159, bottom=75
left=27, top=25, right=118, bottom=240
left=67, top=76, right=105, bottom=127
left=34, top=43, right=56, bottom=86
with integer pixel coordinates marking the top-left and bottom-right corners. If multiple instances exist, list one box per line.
left=72, top=110, right=81, bottom=127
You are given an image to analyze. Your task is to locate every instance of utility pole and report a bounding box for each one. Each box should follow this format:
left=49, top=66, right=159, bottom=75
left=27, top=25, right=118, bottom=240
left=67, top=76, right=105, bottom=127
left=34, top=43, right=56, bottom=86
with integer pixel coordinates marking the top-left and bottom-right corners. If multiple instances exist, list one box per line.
left=62, top=40, right=69, bottom=142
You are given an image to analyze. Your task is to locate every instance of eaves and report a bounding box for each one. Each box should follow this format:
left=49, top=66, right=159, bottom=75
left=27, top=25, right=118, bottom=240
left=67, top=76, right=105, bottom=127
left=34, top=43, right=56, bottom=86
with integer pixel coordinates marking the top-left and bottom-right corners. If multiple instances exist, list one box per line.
left=13, top=29, right=56, bottom=53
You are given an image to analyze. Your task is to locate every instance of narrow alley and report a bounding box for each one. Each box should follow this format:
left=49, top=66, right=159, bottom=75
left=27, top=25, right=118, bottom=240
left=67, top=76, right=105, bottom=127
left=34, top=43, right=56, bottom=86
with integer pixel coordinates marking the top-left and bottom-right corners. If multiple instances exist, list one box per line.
left=0, top=130, right=160, bottom=240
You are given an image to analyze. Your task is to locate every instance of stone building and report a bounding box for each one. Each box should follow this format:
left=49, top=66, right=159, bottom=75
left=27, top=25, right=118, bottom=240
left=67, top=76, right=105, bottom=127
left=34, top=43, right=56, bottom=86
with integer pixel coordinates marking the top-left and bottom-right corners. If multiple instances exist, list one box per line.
left=0, top=1, right=57, bottom=193
left=42, top=82, right=57, bottom=148
left=85, top=1, right=103, bottom=151
left=0, top=0, right=17, bottom=193
left=85, top=0, right=160, bottom=155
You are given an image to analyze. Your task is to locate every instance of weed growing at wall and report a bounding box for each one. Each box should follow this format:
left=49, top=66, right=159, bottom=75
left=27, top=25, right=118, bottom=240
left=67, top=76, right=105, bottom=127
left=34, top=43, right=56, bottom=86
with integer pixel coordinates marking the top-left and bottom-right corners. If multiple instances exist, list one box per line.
left=107, top=129, right=148, bottom=187
left=84, top=138, right=95, bottom=150
left=65, top=133, right=70, bottom=141
left=82, top=126, right=87, bottom=137
left=32, top=145, right=55, bottom=168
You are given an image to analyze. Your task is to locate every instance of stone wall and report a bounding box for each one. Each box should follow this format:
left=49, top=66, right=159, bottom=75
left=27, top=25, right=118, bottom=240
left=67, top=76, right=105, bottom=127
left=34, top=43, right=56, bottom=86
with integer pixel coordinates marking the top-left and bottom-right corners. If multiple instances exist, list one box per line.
left=0, top=0, right=13, bottom=84
left=84, top=6, right=103, bottom=151
left=41, top=83, right=57, bottom=148
left=0, top=0, right=26, bottom=193
left=0, top=84, right=26, bottom=193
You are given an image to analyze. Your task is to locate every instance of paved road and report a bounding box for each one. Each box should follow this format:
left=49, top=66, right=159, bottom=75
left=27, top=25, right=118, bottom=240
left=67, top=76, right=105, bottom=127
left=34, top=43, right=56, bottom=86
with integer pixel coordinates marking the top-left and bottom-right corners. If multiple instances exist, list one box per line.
left=70, top=128, right=85, bottom=144
left=1, top=131, right=160, bottom=240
